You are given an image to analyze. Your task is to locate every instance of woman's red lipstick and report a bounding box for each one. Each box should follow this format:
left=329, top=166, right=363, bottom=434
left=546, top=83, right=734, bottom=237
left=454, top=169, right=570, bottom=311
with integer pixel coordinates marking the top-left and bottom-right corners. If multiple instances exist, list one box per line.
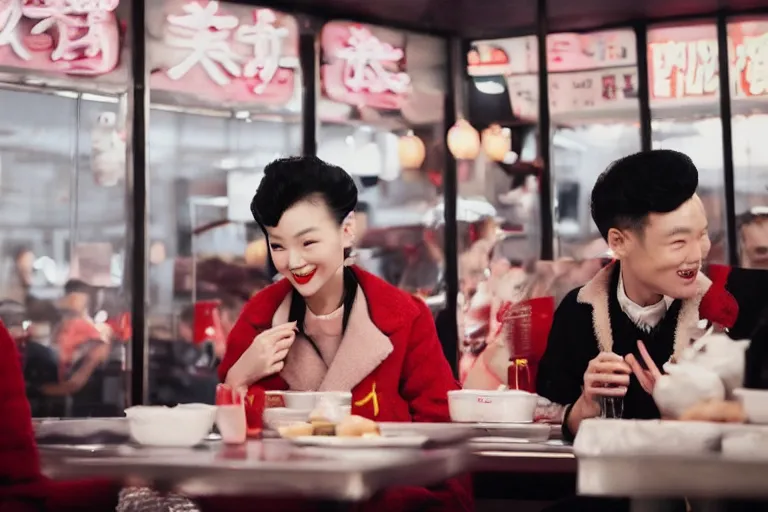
left=292, top=268, right=317, bottom=285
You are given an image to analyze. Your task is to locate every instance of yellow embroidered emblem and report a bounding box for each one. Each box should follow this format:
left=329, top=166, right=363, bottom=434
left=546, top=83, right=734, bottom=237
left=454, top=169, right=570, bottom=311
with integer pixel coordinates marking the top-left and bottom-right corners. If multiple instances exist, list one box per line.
left=353, top=382, right=379, bottom=417
left=247, top=394, right=255, bottom=406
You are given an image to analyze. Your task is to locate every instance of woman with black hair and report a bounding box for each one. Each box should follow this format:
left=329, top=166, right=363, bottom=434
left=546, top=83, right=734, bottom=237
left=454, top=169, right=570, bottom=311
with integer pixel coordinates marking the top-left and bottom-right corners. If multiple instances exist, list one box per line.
left=217, top=156, right=472, bottom=512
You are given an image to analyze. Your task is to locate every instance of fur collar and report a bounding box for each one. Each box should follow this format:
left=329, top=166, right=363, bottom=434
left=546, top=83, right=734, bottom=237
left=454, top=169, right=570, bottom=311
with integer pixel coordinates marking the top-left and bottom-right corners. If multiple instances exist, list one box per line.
left=577, top=262, right=712, bottom=361
left=274, top=285, right=394, bottom=391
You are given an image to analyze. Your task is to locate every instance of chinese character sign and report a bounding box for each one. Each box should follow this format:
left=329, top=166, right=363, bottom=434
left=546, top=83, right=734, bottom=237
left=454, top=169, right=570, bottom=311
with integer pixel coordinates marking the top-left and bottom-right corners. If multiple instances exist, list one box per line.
left=321, top=22, right=411, bottom=110
left=648, top=39, right=719, bottom=99
left=648, top=22, right=768, bottom=102
left=0, top=0, right=120, bottom=76
left=149, top=1, right=298, bottom=106
left=730, top=21, right=768, bottom=98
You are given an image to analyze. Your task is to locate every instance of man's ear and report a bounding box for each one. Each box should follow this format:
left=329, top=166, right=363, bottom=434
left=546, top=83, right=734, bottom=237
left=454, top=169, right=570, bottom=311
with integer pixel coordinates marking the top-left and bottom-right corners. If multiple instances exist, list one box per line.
left=607, top=227, right=630, bottom=259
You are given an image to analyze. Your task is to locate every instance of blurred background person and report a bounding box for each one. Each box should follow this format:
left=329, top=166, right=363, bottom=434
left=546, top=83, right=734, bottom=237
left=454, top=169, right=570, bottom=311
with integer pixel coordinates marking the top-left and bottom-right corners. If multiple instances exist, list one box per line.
left=738, top=208, right=768, bottom=270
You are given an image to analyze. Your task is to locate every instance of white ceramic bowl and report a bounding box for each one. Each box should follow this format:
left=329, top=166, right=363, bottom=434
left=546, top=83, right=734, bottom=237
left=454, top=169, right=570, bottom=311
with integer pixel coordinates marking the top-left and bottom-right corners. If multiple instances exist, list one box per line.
left=448, top=389, right=538, bottom=423
left=263, top=407, right=312, bottom=430
left=283, top=391, right=352, bottom=410
left=124, top=404, right=217, bottom=447
left=734, top=388, right=768, bottom=424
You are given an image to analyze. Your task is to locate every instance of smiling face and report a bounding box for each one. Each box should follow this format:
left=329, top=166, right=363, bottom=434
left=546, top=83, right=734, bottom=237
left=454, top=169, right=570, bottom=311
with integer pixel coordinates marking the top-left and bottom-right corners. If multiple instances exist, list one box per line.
left=265, top=196, right=355, bottom=300
left=609, top=194, right=711, bottom=301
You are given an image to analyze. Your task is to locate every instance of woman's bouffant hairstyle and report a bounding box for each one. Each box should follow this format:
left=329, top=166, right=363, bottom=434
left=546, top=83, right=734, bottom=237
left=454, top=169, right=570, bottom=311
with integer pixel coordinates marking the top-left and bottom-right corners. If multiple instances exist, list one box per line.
left=251, top=156, right=357, bottom=231
left=591, top=149, right=699, bottom=240
left=249, top=156, right=359, bottom=346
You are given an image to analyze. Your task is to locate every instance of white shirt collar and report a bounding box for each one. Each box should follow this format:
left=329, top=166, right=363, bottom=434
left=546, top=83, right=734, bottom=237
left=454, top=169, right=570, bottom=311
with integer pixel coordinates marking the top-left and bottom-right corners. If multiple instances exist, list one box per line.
left=617, top=272, right=674, bottom=332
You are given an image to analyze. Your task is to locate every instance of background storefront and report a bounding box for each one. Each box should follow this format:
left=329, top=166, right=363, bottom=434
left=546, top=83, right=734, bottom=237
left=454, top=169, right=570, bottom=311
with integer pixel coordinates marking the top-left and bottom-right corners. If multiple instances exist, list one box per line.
left=1, top=0, right=767, bottom=411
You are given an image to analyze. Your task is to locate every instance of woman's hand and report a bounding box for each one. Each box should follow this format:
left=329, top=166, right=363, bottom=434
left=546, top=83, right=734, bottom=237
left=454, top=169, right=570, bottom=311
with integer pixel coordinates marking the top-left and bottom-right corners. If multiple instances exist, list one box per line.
left=225, top=322, right=297, bottom=389
left=625, top=340, right=662, bottom=394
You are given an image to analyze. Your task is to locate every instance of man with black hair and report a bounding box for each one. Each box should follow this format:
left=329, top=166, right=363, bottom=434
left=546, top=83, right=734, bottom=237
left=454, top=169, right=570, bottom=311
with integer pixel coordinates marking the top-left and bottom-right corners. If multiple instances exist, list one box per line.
left=537, top=149, right=768, bottom=442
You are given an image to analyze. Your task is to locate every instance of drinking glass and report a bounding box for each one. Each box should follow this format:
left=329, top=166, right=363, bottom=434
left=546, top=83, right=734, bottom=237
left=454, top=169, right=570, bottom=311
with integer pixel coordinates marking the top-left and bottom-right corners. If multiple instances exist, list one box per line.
left=599, top=395, right=624, bottom=419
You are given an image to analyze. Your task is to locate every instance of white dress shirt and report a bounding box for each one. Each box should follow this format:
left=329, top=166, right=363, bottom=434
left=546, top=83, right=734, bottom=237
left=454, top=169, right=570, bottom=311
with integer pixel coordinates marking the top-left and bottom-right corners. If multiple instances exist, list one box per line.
left=617, top=272, right=674, bottom=332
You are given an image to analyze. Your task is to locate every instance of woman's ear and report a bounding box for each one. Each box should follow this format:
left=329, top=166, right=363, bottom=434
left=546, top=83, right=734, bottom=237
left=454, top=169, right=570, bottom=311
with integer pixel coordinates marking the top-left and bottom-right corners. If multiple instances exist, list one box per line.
left=342, top=212, right=357, bottom=249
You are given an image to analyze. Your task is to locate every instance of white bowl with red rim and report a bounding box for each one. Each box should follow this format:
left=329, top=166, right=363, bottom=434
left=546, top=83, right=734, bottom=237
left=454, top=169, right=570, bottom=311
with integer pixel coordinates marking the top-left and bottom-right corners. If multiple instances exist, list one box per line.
left=448, top=389, right=538, bottom=423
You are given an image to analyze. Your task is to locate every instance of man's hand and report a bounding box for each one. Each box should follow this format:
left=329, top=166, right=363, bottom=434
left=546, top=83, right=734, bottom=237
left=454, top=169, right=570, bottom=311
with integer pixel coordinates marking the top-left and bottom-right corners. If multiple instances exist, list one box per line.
left=567, top=352, right=631, bottom=434
left=583, top=351, right=631, bottom=403
left=625, top=340, right=663, bottom=394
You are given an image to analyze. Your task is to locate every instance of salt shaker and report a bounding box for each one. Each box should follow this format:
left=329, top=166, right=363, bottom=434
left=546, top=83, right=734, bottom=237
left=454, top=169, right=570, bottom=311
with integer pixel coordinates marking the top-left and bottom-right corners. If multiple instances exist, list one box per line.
left=215, top=384, right=247, bottom=445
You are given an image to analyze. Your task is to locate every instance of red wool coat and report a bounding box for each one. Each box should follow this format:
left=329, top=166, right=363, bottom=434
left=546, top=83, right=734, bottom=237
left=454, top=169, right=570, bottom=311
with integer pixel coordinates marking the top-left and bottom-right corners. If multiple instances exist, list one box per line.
left=0, top=320, right=121, bottom=512
left=213, top=266, right=473, bottom=512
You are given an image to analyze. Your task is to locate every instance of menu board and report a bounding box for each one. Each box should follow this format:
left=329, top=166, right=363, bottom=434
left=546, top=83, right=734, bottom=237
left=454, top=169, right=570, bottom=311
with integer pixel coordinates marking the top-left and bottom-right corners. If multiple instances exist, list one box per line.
left=547, top=30, right=637, bottom=72
left=470, top=30, right=639, bottom=118
left=549, top=67, right=639, bottom=115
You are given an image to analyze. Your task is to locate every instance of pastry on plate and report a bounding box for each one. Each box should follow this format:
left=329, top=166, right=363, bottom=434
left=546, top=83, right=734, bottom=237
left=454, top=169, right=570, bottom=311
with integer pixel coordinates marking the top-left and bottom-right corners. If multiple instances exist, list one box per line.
left=680, top=400, right=747, bottom=423
left=336, top=415, right=380, bottom=437
left=310, top=419, right=336, bottom=436
left=277, top=422, right=313, bottom=438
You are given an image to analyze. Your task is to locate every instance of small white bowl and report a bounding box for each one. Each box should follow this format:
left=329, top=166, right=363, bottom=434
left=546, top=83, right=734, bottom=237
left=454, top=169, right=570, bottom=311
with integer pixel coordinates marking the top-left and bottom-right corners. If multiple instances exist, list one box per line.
left=125, top=404, right=217, bottom=447
left=263, top=407, right=312, bottom=430
left=448, top=389, right=538, bottom=423
left=283, top=391, right=352, bottom=410
left=734, top=388, right=768, bottom=424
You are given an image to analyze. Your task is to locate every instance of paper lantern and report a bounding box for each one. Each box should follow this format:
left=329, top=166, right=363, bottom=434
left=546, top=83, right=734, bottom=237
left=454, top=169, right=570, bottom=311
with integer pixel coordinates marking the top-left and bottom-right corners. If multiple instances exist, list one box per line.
left=398, top=131, right=426, bottom=169
left=447, top=119, right=480, bottom=160
left=482, top=124, right=511, bottom=162
left=245, top=238, right=268, bottom=267
left=149, top=241, right=166, bottom=265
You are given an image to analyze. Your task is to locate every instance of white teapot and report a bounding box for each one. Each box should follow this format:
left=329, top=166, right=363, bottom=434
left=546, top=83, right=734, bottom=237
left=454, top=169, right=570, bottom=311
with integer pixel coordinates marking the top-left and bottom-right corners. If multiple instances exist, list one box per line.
left=679, top=333, right=749, bottom=398
left=653, top=333, right=750, bottom=419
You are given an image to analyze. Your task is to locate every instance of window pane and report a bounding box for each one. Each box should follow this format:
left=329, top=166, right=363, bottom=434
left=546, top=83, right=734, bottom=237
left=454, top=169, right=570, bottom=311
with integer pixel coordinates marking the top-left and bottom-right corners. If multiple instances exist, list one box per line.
left=728, top=18, right=768, bottom=270
left=548, top=29, right=641, bottom=260
left=648, top=22, right=728, bottom=264
left=319, top=22, right=447, bottom=300
left=147, top=2, right=302, bottom=406
left=0, top=0, right=131, bottom=417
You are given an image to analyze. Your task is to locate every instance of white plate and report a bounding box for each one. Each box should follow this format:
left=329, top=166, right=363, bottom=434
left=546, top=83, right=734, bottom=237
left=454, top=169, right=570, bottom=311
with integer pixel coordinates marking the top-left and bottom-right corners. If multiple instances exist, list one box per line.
left=290, top=435, right=429, bottom=449
left=475, top=422, right=540, bottom=428
left=471, top=423, right=552, bottom=443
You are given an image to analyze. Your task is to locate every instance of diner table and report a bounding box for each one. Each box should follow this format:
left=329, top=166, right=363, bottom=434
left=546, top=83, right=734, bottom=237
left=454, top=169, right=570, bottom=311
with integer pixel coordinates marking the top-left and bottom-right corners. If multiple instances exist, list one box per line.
left=37, top=419, right=473, bottom=509
left=578, top=454, right=768, bottom=512
left=467, top=425, right=577, bottom=505
left=36, top=419, right=576, bottom=508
